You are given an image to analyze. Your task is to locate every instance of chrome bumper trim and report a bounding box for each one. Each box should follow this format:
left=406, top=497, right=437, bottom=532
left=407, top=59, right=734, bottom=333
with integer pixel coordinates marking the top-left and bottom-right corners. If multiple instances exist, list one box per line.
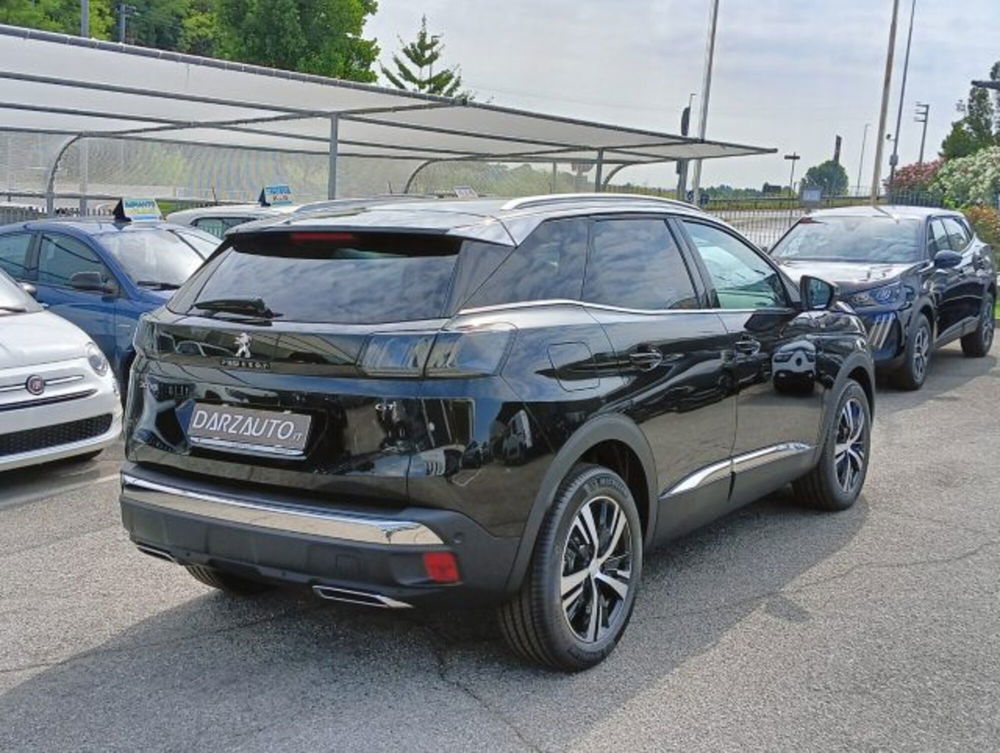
left=120, top=474, right=444, bottom=546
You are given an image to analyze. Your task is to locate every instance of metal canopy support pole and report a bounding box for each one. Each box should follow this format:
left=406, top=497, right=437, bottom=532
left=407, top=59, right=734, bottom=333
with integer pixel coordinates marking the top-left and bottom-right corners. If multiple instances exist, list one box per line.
left=327, top=114, right=339, bottom=199
left=551, top=162, right=557, bottom=193
left=594, top=149, right=605, bottom=193
left=690, top=0, right=720, bottom=205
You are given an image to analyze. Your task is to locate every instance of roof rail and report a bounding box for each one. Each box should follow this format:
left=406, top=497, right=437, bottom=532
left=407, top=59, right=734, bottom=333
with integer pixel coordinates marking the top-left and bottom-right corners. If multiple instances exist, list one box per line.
left=501, top=193, right=698, bottom=212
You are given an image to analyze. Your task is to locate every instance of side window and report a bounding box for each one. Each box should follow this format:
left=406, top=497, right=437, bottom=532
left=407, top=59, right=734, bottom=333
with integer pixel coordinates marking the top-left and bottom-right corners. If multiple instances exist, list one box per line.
left=464, top=218, right=587, bottom=307
left=191, top=217, right=228, bottom=239
left=941, top=217, right=970, bottom=251
left=584, top=218, right=697, bottom=310
left=683, top=221, right=788, bottom=310
left=929, top=219, right=951, bottom=255
left=0, top=233, right=32, bottom=279
left=37, top=234, right=110, bottom=289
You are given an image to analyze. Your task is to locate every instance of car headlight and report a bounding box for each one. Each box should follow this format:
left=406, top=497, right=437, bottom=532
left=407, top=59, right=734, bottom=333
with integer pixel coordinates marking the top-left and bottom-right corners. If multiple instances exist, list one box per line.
left=847, top=281, right=903, bottom=309
left=85, top=342, right=109, bottom=376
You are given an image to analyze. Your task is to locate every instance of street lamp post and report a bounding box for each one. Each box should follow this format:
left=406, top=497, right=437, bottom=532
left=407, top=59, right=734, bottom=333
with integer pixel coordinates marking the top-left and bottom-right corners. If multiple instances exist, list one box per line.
left=915, top=102, right=930, bottom=164
left=888, top=0, right=918, bottom=189
left=690, top=0, right=720, bottom=205
left=784, top=153, right=801, bottom=197
left=871, top=0, right=902, bottom=205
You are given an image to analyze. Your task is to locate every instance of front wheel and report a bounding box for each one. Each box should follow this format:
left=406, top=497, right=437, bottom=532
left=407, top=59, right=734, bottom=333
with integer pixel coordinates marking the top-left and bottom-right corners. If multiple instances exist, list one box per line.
left=892, top=313, right=931, bottom=390
left=793, top=380, right=871, bottom=511
left=498, top=464, right=642, bottom=671
left=961, top=292, right=994, bottom=357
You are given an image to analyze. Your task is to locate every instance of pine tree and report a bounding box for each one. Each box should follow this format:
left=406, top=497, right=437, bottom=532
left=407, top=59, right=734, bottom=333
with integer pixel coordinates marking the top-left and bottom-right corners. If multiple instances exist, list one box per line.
left=381, top=16, right=466, bottom=98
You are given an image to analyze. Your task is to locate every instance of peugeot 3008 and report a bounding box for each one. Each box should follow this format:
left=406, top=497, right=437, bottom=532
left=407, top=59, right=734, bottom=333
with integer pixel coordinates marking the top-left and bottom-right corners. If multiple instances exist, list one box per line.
left=120, top=194, right=875, bottom=670
left=771, top=206, right=995, bottom=390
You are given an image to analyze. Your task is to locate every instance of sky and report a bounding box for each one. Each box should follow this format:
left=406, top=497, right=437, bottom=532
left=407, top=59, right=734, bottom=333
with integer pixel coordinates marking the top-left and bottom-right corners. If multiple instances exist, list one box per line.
left=367, top=0, right=999, bottom=191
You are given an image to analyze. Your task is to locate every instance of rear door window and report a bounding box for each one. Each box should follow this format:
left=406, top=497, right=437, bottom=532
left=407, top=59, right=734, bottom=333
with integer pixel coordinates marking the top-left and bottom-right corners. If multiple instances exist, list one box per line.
left=0, top=233, right=32, bottom=279
left=173, top=231, right=491, bottom=324
left=463, top=218, right=588, bottom=308
left=584, top=218, right=697, bottom=310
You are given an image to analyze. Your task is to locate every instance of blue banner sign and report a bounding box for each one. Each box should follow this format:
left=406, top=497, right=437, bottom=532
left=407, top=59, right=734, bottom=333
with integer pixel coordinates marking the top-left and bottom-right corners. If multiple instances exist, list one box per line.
left=259, top=184, right=293, bottom=206
left=114, top=198, right=161, bottom=221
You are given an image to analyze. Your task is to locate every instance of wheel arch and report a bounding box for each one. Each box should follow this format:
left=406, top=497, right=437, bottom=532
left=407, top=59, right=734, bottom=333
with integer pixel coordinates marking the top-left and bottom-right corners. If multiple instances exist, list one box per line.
left=503, top=413, right=658, bottom=594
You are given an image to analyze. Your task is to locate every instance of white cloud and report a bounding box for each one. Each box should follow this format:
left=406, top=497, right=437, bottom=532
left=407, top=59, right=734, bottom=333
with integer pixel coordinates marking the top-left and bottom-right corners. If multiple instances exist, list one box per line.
left=367, top=0, right=998, bottom=191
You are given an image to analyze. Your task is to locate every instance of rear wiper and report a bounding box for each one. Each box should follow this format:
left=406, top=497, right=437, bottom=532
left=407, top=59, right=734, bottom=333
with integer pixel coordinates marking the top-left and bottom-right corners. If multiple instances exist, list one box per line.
left=193, top=298, right=281, bottom=319
left=136, top=280, right=181, bottom=290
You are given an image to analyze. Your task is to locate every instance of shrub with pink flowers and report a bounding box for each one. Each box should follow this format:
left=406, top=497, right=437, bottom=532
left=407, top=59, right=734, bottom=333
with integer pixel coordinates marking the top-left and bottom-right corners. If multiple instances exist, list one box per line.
left=889, top=159, right=943, bottom=193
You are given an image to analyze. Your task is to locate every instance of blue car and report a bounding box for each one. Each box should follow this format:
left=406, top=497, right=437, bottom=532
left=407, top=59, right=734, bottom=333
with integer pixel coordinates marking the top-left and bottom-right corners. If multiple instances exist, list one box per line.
left=0, top=218, right=218, bottom=390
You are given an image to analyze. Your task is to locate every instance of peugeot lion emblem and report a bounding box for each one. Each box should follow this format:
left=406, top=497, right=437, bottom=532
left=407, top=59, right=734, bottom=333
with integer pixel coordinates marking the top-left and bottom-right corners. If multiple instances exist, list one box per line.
left=234, top=333, right=252, bottom=359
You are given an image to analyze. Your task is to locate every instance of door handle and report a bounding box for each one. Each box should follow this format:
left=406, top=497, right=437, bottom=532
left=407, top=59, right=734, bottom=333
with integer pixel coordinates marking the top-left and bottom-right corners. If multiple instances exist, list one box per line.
left=734, top=336, right=761, bottom=355
left=628, top=349, right=664, bottom=371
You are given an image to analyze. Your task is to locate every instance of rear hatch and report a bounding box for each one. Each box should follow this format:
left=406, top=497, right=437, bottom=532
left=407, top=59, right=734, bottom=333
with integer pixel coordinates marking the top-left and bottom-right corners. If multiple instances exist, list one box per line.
left=126, top=225, right=516, bottom=509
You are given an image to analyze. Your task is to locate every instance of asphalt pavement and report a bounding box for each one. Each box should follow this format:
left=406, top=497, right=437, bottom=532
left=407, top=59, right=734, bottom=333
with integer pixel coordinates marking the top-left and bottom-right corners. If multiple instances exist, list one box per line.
left=2, top=341, right=999, bottom=753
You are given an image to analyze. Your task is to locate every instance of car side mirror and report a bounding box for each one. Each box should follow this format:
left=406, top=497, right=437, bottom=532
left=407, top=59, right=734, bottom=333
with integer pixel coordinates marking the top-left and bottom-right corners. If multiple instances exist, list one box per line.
left=19, top=282, right=37, bottom=298
left=69, top=271, right=117, bottom=295
left=799, top=275, right=838, bottom=311
left=933, top=249, right=962, bottom=269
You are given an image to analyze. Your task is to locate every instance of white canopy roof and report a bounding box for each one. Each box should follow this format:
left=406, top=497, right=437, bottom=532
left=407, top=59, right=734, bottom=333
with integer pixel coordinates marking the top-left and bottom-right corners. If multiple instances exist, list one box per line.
left=0, top=23, right=774, bottom=197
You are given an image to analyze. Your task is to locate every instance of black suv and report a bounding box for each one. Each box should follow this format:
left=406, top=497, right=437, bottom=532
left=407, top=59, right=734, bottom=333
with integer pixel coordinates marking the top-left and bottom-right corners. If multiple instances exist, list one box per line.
left=771, top=206, right=995, bottom=389
left=121, top=194, right=875, bottom=670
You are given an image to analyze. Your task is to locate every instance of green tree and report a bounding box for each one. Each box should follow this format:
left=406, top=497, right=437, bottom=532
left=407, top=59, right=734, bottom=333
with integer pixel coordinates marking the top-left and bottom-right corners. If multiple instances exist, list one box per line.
left=0, top=0, right=113, bottom=38
left=216, top=0, right=379, bottom=82
left=381, top=16, right=466, bottom=97
left=802, top=159, right=849, bottom=196
left=941, top=61, right=999, bottom=159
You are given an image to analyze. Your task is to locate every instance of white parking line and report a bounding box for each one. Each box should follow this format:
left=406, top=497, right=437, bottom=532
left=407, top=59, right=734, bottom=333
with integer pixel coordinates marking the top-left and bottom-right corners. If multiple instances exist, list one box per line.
left=0, top=472, right=120, bottom=511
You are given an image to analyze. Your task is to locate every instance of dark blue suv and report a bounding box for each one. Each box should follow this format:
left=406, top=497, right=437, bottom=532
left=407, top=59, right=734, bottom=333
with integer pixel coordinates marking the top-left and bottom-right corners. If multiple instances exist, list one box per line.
left=0, top=218, right=218, bottom=389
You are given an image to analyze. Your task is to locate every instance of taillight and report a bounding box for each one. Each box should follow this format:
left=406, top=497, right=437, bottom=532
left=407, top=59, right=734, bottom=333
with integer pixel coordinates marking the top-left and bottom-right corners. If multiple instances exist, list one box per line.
left=359, top=325, right=514, bottom=378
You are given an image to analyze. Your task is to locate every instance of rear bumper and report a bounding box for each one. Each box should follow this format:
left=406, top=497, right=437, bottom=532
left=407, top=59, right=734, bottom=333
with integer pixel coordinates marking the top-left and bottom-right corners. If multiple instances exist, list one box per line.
left=119, top=464, right=520, bottom=607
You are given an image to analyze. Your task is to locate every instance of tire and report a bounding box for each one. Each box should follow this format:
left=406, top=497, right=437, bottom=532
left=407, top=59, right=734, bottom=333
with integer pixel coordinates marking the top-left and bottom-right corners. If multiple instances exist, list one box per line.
left=793, top=380, right=871, bottom=512
left=185, top=564, right=272, bottom=596
left=498, top=463, right=642, bottom=671
left=961, top=292, right=994, bottom=357
left=891, top=313, right=932, bottom=390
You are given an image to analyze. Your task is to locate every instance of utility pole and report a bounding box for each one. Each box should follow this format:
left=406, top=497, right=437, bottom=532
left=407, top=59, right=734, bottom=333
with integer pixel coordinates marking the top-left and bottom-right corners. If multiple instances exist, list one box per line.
left=690, top=0, right=720, bottom=206
left=888, top=0, right=917, bottom=189
left=871, top=0, right=901, bottom=205
left=117, top=3, right=137, bottom=43
left=857, top=123, right=871, bottom=195
left=784, top=153, right=801, bottom=197
left=80, top=0, right=89, bottom=36
left=914, top=102, right=930, bottom=164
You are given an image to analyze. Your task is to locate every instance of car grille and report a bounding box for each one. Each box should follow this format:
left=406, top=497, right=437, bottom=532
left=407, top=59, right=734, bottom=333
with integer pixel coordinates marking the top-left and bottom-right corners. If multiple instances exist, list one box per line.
left=0, top=414, right=113, bottom=457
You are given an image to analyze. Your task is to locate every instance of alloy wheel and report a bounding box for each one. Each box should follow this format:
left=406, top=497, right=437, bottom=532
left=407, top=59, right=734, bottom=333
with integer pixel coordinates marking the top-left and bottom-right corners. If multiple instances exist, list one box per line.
left=833, top=397, right=867, bottom=493
left=912, top=325, right=930, bottom=383
left=982, top=297, right=995, bottom=351
left=560, top=495, right=634, bottom=643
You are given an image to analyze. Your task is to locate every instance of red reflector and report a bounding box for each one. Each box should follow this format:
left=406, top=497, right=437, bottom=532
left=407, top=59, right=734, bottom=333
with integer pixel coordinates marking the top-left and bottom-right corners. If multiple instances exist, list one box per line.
left=422, top=552, right=460, bottom=583
left=289, top=232, right=357, bottom=243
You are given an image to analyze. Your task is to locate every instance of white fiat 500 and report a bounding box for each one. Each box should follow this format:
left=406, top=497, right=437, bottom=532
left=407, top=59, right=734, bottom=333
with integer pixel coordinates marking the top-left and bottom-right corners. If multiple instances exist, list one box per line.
left=0, top=270, right=122, bottom=472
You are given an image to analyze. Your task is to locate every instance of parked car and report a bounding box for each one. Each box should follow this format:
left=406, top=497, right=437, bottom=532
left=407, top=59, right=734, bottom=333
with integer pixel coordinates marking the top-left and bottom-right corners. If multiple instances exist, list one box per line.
left=771, top=206, right=996, bottom=389
left=0, top=218, right=218, bottom=392
left=0, top=269, right=121, bottom=472
left=120, top=194, right=875, bottom=670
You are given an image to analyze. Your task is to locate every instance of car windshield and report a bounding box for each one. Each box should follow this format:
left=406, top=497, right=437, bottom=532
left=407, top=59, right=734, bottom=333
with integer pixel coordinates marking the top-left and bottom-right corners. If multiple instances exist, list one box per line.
left=772, top=216, right=923, bottom=263
left=0, top=270, right=41, bottom=314
left=98, top=229, right=207, bottom=288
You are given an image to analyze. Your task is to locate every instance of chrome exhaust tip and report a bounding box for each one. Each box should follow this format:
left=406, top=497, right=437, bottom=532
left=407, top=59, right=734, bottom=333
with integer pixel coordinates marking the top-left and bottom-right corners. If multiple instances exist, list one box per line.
left=135, top=542, right=178, bottom=564
left=312, top=584, right=412, bottom=609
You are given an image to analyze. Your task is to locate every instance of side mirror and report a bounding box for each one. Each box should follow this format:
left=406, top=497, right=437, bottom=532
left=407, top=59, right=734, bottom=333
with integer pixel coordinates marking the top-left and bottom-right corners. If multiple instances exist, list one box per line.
left=933, top=249, right=962, bottom=269
left=69, top=271, right=117, bottom=295
left=799, top=275, right=838, bottom=311
left=19, top=282, right=37, bottom=298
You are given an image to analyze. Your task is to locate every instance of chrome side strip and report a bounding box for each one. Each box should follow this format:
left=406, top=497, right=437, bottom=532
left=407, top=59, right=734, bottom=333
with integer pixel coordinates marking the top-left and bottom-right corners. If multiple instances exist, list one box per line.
left=459, top=298, right=767, bottom=317
left=662, top=442, right=813, bottom=498
left=121, top=474, right=444, bottom=546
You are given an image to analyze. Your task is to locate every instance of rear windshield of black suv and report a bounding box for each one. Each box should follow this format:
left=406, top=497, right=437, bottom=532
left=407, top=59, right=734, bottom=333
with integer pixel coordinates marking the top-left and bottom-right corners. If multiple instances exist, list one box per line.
left=168, top=231, right=512, bottom=325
